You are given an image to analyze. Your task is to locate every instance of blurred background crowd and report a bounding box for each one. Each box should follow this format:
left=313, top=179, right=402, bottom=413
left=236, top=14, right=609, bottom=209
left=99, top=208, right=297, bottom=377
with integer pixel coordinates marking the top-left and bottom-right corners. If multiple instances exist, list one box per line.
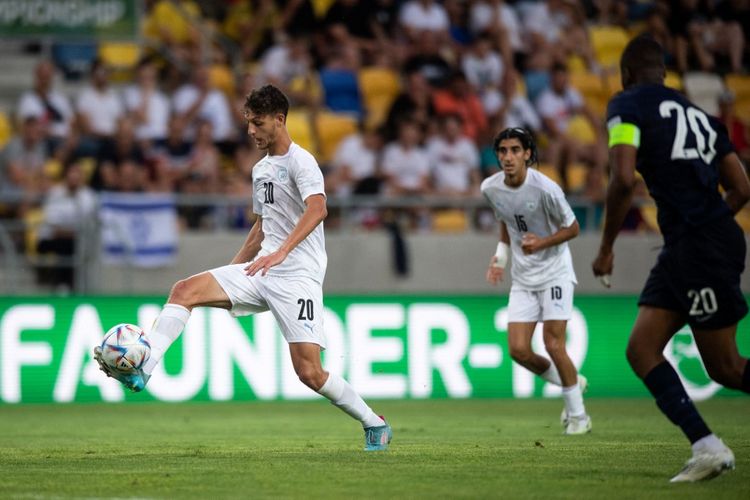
left=1, top=0, right=750, bottom=241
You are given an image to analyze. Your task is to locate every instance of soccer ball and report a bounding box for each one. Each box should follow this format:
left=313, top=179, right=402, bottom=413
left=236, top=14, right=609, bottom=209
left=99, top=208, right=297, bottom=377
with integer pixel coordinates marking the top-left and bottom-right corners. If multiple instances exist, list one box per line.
left=99, top=323, right=151, bottom=373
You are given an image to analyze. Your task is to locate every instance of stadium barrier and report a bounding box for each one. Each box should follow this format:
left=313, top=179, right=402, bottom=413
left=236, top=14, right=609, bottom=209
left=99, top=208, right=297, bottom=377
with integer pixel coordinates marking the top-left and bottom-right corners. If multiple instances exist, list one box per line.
left=1, top=295, right=747, bottom=404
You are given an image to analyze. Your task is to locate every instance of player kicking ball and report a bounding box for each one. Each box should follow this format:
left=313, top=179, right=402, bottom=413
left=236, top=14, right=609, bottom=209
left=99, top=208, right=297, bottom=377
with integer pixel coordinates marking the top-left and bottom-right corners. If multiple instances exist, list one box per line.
left=95, top=84, right=392, bottom=451
left=481, top=127, right=591, bottom=435
left=593, top=35, right=749, bottom=482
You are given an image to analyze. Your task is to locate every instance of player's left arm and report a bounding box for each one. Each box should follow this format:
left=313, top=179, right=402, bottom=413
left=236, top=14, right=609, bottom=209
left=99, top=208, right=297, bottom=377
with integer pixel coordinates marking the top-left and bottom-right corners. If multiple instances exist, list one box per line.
left=246, top=194, right=327, bottom=276
left=718, top=152, right=750, bottom=214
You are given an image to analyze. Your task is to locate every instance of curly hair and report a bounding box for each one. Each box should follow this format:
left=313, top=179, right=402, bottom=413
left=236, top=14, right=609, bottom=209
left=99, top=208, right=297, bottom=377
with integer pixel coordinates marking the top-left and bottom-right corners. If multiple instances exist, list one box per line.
left=244, top=84, right=289, bottom=118
left=493, top=127, right=538, bottom=167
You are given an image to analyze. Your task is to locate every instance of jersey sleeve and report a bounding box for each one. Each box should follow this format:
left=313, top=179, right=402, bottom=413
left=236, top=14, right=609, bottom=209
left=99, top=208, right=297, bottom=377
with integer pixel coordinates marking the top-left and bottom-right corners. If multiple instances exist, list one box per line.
left=606, top=93, right=641, bottom=149
left=292, top=150, right=326, bottom=201
left=252, top=173, right=263, bottom=216
left=543, top=182, right=577, bottom=228
left=708, top=115, right=736, bottom=160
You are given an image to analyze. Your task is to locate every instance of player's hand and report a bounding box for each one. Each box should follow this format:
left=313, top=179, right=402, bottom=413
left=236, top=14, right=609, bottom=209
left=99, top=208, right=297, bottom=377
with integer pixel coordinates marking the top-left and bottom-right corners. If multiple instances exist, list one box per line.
left=486, top=257, right=504, bottom=285
left=521, top=233, right=543, bottom=254
left=245, top=249, right=288, bottom=276
left=592, top=249, right=614, bottom=288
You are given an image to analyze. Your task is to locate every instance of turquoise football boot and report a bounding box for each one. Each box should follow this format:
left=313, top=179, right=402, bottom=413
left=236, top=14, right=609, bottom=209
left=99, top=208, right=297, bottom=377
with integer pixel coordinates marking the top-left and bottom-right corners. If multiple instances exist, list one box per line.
left=364, top=417, right=392, bottom=451
left=93, top=346, right=150, bottom=392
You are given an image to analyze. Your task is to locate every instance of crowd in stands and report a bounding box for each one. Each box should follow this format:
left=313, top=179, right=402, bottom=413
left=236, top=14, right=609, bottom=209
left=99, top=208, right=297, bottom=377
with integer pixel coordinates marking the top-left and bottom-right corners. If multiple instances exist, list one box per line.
left=1, top=0, right=750, bottom=237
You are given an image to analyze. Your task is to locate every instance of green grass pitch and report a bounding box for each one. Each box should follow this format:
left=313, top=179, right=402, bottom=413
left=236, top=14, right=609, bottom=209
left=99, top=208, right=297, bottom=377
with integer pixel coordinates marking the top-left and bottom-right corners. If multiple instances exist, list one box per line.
left=0, top=399, right=748, bottom=499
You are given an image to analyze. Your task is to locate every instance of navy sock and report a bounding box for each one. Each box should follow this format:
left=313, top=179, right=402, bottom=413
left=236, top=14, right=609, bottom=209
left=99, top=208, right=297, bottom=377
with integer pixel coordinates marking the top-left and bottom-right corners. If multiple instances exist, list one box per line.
left=742, top=360, right=750, bottom=394
left=643, top=361, right=712, bottom=444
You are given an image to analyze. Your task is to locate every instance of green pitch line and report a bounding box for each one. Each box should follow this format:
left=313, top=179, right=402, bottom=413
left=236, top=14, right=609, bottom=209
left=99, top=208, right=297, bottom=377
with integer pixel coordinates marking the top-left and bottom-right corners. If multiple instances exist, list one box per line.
left=0, top=399, right=748, bottom=499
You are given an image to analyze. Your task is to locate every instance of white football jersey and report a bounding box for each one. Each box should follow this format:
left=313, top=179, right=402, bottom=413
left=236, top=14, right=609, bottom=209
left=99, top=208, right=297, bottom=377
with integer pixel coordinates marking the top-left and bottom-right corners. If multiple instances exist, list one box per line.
left=481, top=168, right=577, bottom=290
left=252, top=143, right=327, bottom=283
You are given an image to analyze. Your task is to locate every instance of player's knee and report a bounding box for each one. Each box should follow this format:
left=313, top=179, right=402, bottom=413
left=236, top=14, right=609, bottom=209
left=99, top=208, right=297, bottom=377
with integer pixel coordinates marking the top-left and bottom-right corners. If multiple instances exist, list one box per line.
left=509, top=345, right=533, bottom=365
left=543, top=338, right=566, bottom=359
left=705, top=361, right=744, bottom=389
left=296, top=365, right=325, bottom=391
left=168, top=279, right=196, bottom=305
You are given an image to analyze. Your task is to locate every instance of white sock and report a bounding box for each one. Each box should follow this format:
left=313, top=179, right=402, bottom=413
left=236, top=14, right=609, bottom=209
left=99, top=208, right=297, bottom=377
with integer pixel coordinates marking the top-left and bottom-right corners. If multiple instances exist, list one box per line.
left=692, top=434, right=724, bottom=454
left=562, top=384, right=586, bottom=418
left=318, top=373, right=384, bottom=429
left=142, top=303, right=191, bottom=375
left=540, top=362, right=562, bottom=386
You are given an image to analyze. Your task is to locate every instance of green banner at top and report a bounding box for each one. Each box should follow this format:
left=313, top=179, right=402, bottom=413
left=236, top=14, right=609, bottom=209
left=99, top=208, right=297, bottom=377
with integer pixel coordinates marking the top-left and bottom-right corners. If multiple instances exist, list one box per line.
left=0, top=0, right=139, bottom=38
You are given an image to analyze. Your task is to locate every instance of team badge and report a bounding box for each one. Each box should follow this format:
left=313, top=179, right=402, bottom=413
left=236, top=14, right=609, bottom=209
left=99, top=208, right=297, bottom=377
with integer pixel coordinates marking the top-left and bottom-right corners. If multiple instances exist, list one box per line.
left=277, top=167, right=289, bottom=182
left=526, top=201, right=536, bottom=211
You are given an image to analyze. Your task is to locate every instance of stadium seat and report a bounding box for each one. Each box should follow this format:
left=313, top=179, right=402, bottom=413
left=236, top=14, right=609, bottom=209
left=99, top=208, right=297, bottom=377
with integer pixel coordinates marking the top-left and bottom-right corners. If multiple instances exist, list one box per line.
left=358, top=66, right=401, bottom=129
left=724, top=74, right=750, bottom=121
left=589, top=25, right=630, bottom=69
left=52, top=41, right=98, bottom=80
left=432, top=209, right=468, bottom=233
left=24, top=207, right=45, bottom=257
left=312, top=0, right=335, bottom=17
left=664, top=71, right=683, bottom=92
left=285, top=110, right=318, bottom=156
left=735, top=205, right=750, bottom=233
left=604, top=71, right=622, bottom=97
left=537, top=163, right=562, bottom=186
left=567, top=163, right=589, bottom=192
left=567, top=114, right=597, bottom=145
left=683, top=72, right=725, bottom=116
left=98, top=42, right=141, bottom=82
left=569, top=71, right=608, bottom=116
left=315, top=112, right=358, bottom=163
left=209, top=64, right=235, bottom=99
left=639, top=204, right=660, bottom=233
left=0, top=110, right=11, bottom=149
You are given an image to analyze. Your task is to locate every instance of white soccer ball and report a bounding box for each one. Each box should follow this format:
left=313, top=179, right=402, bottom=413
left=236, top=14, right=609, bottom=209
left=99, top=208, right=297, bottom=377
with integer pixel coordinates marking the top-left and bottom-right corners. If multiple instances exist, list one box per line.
left=100, top=323, right=151, bottom=373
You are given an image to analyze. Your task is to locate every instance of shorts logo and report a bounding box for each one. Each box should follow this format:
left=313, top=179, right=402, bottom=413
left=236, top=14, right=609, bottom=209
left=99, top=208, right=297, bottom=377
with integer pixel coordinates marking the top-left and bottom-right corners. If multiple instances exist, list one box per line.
left=277, top=167, right=289, bottom=182
left=664, top=326, right=721, bottom=401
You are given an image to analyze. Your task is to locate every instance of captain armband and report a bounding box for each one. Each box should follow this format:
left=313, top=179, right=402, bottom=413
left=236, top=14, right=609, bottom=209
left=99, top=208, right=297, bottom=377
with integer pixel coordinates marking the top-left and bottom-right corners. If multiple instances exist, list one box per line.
left=607, top=122, right=641, bottom=148
left=493, top=241, right=510, bottom=268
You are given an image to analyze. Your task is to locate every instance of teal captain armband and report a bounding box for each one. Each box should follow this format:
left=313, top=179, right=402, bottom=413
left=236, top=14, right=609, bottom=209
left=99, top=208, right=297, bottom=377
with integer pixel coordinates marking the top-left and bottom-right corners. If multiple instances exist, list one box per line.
left=608, top=122, right=641, bottom=148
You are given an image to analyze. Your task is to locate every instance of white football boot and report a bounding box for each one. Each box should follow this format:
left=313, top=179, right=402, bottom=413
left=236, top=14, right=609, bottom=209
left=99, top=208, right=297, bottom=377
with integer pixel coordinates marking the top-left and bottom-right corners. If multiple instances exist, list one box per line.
left=564, top=414, right=592, bottom=435
left=560, top=374, right=589, bottom=426
left=670, top=442, right=735, bottom=483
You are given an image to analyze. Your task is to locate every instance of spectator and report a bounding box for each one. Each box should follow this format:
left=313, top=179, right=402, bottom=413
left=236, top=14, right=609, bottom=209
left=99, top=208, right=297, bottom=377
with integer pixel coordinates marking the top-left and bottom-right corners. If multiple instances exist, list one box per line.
left=535, top=63, right=606, bottom=191
left=222, top=0, right=275, bottom=61
left=172, top=64, right=235, bottom=147
left=468, top=0, right=521, bottom=67
left=426, top=114, right=481, bottom=197
left=123, top=57, right=170, bottom=145
left=718, top=90, right=750, bottom=165
left=0, top=116, right=50, bottom=210
left=36, top=158, right=97, bottom=291
left=319, top=44, right=364, bottom=118
left=381, top=119, right=431, bottom=197
left=74, top=59, right=125, bottom=156
left=385, top=69, right=436, bottom=141
left=327, top=123, right=384, bottom=197
left=403, top=30, right=454, bottom=89
left=151, top=116, right=193, bottom=191
left=462, top=34, right=507, bottom=119
left=259, top=34, right=319, bottom=108
left=497, top=71, right=542, bottom=133
left=272, top=0, right=317, bottom=39
left=398, top=0, right=451, bottom=44
left=432, top=70, right=488, bottom=142
left=16, top=60, right=74, bottom=156
left=93, top=116, right=148, bottom=191
left=178, top=120, right=221, bottom=228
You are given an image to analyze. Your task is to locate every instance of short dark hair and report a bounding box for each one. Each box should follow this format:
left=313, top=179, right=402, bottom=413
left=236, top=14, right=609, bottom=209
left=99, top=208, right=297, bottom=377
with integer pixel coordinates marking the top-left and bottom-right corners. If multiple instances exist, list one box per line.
left=620, top=34, right=665, bottom=86
left=244, top=85, right=289, bottom=118
left=493, top=127, right=538, bottom=166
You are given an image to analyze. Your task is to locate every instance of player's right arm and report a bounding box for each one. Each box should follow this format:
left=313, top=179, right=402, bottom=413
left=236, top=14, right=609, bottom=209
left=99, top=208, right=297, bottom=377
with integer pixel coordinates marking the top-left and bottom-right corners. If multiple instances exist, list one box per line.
left=487, top=221, right=510, bottom=285
left=592, top=137, right=638, bottom=285
left=718, top=152, right=750, bottom=214
left=230, top=216, right=264, bottom=264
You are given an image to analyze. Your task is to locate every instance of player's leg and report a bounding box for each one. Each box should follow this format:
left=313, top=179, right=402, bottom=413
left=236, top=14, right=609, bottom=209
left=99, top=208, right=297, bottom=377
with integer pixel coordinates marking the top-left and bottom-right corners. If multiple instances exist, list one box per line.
left=693, top=324, right=749, bottom=393
left=269, top=276, right=391, bottom=450
left=507, top=288, right=563, bottom=384
left=142, top=271, right=232, bottom=375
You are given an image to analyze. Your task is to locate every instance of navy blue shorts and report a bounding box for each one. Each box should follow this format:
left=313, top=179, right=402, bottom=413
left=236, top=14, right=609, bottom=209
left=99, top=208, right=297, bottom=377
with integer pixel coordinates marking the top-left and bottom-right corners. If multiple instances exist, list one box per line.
left=639, top=215, right=748, bottom=329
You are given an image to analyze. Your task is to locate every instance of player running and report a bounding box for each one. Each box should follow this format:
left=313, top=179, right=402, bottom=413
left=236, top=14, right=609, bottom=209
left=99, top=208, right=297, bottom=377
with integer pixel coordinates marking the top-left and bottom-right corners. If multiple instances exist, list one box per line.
left=482, top=127, right=591, bottom=435
left=593, top=35, right=750, bottom=482
left=94, top=85, right=392, bottom=451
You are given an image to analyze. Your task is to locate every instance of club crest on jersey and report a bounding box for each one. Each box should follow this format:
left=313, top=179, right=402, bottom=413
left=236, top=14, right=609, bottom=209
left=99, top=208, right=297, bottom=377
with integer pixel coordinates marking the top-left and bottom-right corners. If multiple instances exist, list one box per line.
left=526, top=201, right=536, bottom=211
left=277, top=167, right=289, bottom=182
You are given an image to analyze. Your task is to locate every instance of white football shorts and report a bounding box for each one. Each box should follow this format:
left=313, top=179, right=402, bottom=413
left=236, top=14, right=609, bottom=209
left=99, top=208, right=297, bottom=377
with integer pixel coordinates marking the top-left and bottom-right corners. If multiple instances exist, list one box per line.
left=209, top=264, right=326, bottom=348
left=508, top=280, right=575, bottom=323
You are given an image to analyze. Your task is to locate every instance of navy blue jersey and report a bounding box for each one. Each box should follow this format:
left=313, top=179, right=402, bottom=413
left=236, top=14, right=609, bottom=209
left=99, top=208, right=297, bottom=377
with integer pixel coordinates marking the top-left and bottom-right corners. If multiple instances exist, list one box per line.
left=607, top=84, right=734, bottom=243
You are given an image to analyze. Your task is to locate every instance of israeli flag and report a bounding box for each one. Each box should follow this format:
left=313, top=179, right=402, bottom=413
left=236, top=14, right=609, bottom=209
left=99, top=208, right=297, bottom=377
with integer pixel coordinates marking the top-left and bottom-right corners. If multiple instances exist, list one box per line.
left=100, top=192, right=178, bottom=268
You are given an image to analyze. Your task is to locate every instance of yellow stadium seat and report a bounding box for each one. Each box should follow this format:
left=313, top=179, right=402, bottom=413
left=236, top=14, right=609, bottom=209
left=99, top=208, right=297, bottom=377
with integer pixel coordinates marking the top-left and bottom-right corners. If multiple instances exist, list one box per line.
left=735, top=206, right=750, bottom=233
left=537, top=163, right=562, bottom=186
left=24, top=207, right=45, bottom=257
left=432, top=209, right=468, bottom=233
left=209, top=64, right=235, bottom=99
left=315, top=112, right=358, bottom=163
left=286, top=109, right=317, bottom=156
left=569, top=71, right=608, bottom=116
left=589, top=25, right=630, bottom=69
left=640, top=204, right=660, bottom=233
left=99, top=42, right=141, bottom=82
left=0, top=110, right=11, bottom=149
left=312, top=0, right=336, bottom=17
left=567, top=114, right=597, bottom=145
left=567, top=163, right=589, bottom=192
left=665, top=71, right=683, bottom=91
left=358, top=67, right=401, bottom=129
left=605, top=71, right=622, bottom=97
